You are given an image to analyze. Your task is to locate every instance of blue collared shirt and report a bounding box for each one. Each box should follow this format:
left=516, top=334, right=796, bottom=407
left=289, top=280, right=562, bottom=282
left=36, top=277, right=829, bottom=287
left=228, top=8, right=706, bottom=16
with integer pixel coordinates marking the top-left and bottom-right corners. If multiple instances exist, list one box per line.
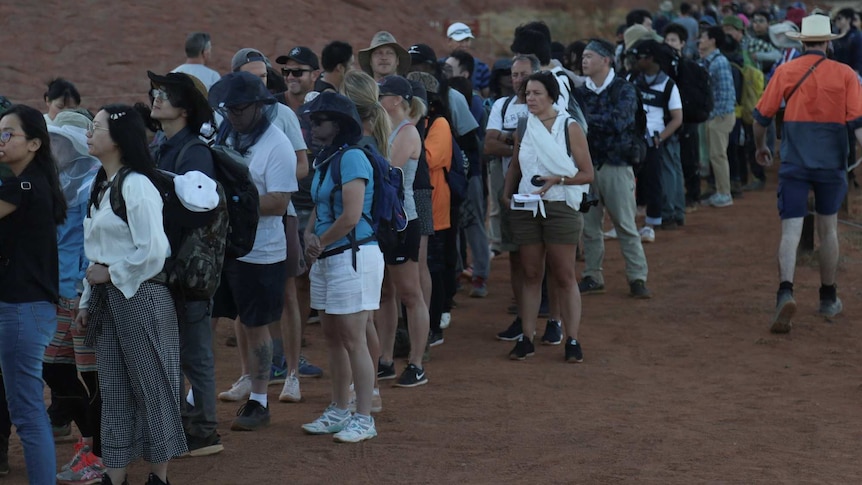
left=701, top=50, right=736, bottom=118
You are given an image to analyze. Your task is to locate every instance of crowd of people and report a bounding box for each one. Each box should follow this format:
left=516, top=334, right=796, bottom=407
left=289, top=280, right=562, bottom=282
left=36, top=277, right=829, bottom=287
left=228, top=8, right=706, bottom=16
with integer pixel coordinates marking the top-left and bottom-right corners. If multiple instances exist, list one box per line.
left=1, top=1, right=861, bottom=483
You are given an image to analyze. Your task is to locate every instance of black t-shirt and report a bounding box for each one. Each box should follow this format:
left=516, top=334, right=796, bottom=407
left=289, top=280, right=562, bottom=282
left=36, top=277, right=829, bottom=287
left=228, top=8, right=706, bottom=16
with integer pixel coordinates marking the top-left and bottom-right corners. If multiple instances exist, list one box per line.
left=412, top=119, right=432, bottom=191
left=0, top=162, right=60, bottom=303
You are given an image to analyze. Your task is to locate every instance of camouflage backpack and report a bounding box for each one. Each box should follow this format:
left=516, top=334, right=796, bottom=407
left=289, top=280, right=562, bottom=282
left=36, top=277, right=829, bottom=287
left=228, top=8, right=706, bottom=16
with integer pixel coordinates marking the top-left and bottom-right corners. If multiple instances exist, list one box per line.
left=98, top=166, right=229, bottom=302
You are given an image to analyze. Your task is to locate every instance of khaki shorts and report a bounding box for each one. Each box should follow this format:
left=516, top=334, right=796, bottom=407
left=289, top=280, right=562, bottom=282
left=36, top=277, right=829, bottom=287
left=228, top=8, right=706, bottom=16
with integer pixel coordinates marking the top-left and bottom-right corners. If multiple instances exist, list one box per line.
left=509, top=200, right=583, bottom=246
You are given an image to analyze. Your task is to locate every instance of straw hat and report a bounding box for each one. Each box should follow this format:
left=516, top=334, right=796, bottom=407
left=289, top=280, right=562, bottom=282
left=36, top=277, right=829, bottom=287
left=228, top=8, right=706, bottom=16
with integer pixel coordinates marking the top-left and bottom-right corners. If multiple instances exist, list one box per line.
left=358, top=31, right=411, bottom=76
left=768, top=21, right=803, bottom=49
left=785, top=14, right=844, bottom=42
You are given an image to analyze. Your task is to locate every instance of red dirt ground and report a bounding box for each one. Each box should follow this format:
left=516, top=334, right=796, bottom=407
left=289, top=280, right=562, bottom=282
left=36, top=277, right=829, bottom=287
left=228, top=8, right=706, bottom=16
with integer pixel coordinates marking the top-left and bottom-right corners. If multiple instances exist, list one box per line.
left=4, top=1, right=862, bottom=483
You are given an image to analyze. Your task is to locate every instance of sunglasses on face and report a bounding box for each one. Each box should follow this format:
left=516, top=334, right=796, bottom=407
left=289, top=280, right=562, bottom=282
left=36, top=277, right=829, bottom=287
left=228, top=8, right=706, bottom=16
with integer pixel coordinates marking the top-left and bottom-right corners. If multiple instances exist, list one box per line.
left=0, top=131, right=25, bottom=143
left=282, top=68, right=311, bottom=78
left=150, top=89, right=170, bottom=101
left=85, top=121, right=110, bottom=137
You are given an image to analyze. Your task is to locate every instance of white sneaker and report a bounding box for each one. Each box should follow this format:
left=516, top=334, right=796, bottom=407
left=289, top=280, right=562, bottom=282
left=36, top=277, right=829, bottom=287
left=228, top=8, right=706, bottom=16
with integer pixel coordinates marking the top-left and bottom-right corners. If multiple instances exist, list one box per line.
left=440, top=312, right=451, bottom=329
left=279, top=371, right=301, bottom=403
left=639, top=226, right=655, bottom=243
left=218, top=375, right=251, bottom=402
left=301, top=404, right=351, bottom=435
left=603, top=228, right=618, bottom=240
left=348, top=386, right=383, bottom=413
left=333, top=414, right=377, bottom=443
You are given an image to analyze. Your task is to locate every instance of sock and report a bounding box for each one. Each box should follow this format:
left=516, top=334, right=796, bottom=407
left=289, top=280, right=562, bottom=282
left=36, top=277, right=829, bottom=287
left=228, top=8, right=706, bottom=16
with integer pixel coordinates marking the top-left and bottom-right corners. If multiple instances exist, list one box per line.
left=250, top=392, right=268, bottom=407
left=568, top=337, right=578, bottom=345
left=186, top=389, right=195, bottom=407
left=548, top=319, right=561, bottom=326
left=779, top=281, right=794, bottom=293
left=820, top=284, right=837, bottom=301
left=271, top=338, right=285, bottom=367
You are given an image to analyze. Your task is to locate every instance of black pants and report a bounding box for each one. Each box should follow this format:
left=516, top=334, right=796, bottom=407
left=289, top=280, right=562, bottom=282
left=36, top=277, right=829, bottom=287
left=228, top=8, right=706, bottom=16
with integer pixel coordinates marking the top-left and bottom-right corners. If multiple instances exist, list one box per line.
left=636, top=145, right=663, bottom=223
left=42, top=363, right=101, bottom=456
left=0, top=367, right=10, bottom=441
left=679, top=123, right=701, bottom=203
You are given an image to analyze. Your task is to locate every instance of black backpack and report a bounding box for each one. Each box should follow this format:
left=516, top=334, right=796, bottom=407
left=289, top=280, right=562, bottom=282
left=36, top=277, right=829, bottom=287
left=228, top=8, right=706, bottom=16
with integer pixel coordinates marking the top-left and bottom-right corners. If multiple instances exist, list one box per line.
left=656, top=44, right=714, bottom=123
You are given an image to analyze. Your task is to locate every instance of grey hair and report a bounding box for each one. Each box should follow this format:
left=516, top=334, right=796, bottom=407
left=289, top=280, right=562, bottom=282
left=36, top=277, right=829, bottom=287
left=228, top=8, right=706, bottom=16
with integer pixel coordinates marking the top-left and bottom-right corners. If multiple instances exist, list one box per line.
left=185, top=32, right=211, bottom=58
left=512, top=54, right=541, bottom=73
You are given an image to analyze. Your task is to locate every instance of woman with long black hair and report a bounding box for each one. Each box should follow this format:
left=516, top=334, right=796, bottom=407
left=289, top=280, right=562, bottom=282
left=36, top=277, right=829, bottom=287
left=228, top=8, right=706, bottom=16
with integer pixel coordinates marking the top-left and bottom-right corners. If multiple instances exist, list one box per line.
left=0, top=104, right=67, bottom=484
left=75, top=104, right=185, bottom=485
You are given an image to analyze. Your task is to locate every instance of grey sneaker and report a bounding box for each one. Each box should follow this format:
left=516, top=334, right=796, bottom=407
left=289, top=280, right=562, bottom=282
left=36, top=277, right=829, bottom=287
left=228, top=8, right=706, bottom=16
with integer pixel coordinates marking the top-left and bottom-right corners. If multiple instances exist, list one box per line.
left=302, top=404, right=351, bottom=435
left=333, top=414, right=377, bottom=443
left=770, top=290, right=796, bottom=334
left=706, top=192, right=733, bottom=208
left=578, top=276, right=605, bottom=295
left=818, top=297, right=843, bottom=318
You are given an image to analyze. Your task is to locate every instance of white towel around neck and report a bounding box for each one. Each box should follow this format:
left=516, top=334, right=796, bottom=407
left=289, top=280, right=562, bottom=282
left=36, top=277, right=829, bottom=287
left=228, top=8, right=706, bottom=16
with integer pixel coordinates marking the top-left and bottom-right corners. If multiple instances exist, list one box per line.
left=523, top=114, right=589, bottom=212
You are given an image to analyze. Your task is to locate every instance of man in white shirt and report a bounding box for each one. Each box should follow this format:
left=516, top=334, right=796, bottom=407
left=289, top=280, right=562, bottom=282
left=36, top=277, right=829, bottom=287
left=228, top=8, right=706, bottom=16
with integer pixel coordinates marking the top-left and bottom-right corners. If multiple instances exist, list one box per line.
left=626, top=38, right=683, bottom=240
left=173, top=32, right=221, bottom=91
left=208, top=71, right=297, bottom=431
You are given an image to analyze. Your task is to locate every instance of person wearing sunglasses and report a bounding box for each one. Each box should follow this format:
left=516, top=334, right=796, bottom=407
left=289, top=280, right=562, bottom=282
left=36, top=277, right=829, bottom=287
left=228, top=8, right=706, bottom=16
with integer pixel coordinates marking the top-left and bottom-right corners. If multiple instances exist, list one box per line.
left=275, top=46, right=321, bottom=113
left=0, top=104, right=67, bottom=484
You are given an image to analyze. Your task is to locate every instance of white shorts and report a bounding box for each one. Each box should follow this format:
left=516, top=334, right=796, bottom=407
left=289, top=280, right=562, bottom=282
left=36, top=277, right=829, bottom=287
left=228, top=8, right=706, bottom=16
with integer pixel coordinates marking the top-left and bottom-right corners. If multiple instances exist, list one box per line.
left=309, top=244, right=384, bottom=315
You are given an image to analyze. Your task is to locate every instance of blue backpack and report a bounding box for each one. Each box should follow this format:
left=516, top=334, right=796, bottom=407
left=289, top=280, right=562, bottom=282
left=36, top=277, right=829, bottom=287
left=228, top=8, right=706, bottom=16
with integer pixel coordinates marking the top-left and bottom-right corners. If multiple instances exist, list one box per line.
left=327, top=143, right=408, bottom=257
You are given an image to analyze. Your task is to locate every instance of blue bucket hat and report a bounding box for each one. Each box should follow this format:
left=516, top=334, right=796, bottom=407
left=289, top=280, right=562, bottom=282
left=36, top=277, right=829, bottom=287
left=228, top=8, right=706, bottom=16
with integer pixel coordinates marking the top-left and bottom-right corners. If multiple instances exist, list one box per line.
left=208, top=71, right=276, bottom=109
left=301, top=92, right=362, bottom=146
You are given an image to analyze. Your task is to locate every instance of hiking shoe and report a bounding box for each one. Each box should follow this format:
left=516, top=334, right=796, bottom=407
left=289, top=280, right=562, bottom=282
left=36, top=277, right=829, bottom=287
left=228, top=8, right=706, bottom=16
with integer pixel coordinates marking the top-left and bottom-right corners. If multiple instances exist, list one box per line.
left=183, top=432, right=223, bottom=458
left=307, top=309, right=320, bottom=324
left=496, top=317, right=523, bottom=341
left=302, top=404, right=351, bottom=435
left=61, top=437, right=90, bottom=471
left=509, top=336, right=535, bottom=361
left=218, top=375, right=251, bottom=402
left=578, top=276, right=605, bottom=295
left=705, top=192, right=733, bottom=208
left=629, top=279, right=652, bottom=299
left=541, top=319, right=563, bottom=345
left=470, top=276, right=488, bottom=298
left=269, top=361, right=287, bottom=386
left=393, top=364, right=428, bottom=388
left=639, top=226, right=656, bottom=243
left=428, top=330, right=444, bottom=348
left=743, top=179, right=765, bottom=191
left=818, top=297, right=843, bottom=318
left=770, top=290, right=796, bottom=334
left=279, top=371, right=302, bottom=403
left=440, top=312, right=451, bottom=329
left=603, top=228, right=618, bottom=240
left=298, top=355, right=323, bottom=378
left=230, top=399, right=270, bottom=431
left=56, top=460, right=105, bottom=485
left=377, top=360, right=396, bottom=380
left=565, top=338, right=584, bottom=363
left=333, top=415, right=378, bottom=443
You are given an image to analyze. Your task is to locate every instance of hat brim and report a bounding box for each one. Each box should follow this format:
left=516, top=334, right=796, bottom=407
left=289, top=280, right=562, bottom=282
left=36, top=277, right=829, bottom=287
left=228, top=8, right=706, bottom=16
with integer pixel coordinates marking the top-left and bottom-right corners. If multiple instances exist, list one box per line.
left=358, top=43, right=412, bottom=77
left=449, top=33, right=474, bottom=41
left=148, top=71, right=211, bottom=114
left=785, top=31, right=845, bottom=42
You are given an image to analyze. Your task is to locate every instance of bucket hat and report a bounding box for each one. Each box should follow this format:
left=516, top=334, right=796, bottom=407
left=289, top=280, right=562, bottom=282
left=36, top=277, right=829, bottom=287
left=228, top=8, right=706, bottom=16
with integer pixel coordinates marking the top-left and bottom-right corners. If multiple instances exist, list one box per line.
left=358, top=31, right=411, bottom=76
left=208, top=71, right=276, bottom=109
left=301, top=92, right=362, bottom=146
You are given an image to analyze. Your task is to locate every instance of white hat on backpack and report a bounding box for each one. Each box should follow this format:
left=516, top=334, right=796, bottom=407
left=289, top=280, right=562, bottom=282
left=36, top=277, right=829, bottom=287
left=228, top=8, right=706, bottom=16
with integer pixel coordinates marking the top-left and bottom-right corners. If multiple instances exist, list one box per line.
left=174, top=170, right=219, bottom=212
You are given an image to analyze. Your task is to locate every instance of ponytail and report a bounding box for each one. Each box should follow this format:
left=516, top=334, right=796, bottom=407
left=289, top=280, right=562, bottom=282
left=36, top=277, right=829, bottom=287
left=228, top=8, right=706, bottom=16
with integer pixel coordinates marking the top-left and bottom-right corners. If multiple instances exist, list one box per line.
left=408, top=97, right=427, bottom=121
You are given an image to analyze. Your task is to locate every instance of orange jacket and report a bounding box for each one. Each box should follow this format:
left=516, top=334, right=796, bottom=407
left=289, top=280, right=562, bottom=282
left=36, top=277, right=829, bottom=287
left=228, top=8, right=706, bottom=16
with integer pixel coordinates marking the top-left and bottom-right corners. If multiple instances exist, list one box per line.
left=425, top=116, right=452, bottom=231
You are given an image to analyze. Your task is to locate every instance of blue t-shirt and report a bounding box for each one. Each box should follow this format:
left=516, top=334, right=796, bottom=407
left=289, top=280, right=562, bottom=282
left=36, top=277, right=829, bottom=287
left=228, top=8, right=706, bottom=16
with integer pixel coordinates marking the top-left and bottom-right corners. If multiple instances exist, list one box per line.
left=311, top=148, right=376, bottom=251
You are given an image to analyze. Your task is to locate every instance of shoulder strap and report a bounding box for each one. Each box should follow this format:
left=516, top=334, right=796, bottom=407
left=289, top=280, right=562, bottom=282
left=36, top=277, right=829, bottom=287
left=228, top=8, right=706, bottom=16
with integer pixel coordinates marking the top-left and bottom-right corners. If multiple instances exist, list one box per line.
left=564, top=117, right=573, bottom=156
left=555, top=70, right=575, bottom=94
left=786, top=56, right=827, bottom=105
left=516, top=117, right=528, bottom=144
left=662, top=78, right=675, bottom=122
left=500, top=95, right=515, bottom=121
left=108, top=166, right=133, bottom=224
left=175, top=137, right=207, bottom=171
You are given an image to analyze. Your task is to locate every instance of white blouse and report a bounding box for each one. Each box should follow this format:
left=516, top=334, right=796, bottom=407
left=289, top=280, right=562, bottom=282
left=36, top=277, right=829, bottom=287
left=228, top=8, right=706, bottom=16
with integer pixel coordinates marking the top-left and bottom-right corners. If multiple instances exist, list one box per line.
left=517, top=113, right=573, bottom=201
left=79, top=171, right=169, bottom=308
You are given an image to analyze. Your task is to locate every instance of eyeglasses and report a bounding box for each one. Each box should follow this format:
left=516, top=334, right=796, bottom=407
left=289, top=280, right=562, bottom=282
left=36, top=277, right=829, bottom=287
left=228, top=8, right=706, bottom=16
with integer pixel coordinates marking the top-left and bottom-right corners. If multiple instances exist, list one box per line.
left=150, top=89, right=170, bottom=101
left=282, top=68, right=311, bottom=78
left=0, top=131, right=26, bottom=143
left=86, top=121, right=110, bottom=137
left=227, top=103, right=254, bottom=116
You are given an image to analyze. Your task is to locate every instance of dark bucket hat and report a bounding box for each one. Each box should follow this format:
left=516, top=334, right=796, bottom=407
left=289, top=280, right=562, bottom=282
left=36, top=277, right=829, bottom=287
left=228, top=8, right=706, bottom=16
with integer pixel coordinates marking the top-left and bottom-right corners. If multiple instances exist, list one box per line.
left=208, top=71, right=276, bottom=109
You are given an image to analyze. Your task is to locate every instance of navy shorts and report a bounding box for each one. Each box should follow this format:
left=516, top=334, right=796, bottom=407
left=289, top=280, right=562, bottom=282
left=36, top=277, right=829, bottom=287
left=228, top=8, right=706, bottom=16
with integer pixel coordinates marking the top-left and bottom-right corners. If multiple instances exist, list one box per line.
left=382, top=220, right=421, bottom=265
left=777, top=164, right=847, bottom=219
left=212, top=259, right=287, bottom=327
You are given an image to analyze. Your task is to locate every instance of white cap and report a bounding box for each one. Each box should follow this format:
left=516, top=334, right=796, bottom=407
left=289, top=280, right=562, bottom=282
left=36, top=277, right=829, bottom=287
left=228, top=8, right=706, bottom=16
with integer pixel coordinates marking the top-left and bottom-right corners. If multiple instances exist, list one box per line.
left=173, top=170, right=219, bottom=212
left=447, top=22, right=475, bottom=41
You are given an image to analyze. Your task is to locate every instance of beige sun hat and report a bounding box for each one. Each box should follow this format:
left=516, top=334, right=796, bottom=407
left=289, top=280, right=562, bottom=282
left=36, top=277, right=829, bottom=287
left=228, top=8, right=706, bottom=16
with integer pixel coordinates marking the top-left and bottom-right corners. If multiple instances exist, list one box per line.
left=624, top=24, right=662, bottom=52
left=358, top=31, right=411, bottom=76
left=785, top=14, right=845, bottom=42
left=768, top=21, right=803, bottom=49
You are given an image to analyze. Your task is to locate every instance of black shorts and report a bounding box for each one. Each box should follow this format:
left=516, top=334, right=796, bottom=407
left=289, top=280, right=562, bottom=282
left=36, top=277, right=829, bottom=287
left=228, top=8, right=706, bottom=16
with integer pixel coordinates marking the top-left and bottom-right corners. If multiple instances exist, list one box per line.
left=382, top=220, right=421, bottom=265
left=212, top=259, right=287, bottom=327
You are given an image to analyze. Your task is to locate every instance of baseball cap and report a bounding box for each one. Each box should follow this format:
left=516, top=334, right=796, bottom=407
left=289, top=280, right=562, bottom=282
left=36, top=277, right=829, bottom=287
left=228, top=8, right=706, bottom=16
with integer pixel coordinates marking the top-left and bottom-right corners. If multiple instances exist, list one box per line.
left=231, top=48, right=269, bottom=72
left=378, top=75, right=413, bottom=101
left=447, top=22, right=475, bottom=41
left=722, top=15, right=744, bottom=31
left=408, top=44, right=437, bottom=66
left=275, top=46, right=320, bottom=70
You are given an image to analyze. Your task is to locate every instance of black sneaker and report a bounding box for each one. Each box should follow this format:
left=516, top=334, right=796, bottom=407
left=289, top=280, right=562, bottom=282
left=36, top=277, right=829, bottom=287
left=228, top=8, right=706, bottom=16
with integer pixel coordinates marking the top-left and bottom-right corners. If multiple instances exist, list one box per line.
left=0, top=434, right=7, bottom=476
left=428, top=330, right=444, bottom=348
left=629, top=279, right=652, bottom=299
left=509, top=336, right=535, bottom=361
left=565, top=338, right=584, bottom=363
left=184, top=432, right=224, bottom=457
left=230, top=400, right=270, bottom=431
left=307, top=309, right=320, bottom=324
left=579, top=276, right=606, bottom=295
left=541, top=319, right=563, bottom=345
left=146, top=473, right=170, bottom=485
left=101, top=475, right=129, bottom=485
left=377, top=360, right=396, bottom=380
left=496, top=317, right=523, bottom=341
left=393, top=364, right=428, bottom=388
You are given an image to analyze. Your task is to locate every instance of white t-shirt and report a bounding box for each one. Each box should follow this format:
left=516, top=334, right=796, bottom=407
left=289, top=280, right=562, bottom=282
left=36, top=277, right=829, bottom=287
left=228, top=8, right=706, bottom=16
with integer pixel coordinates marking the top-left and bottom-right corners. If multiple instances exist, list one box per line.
left=640, top=76, right=682, bottom=140
left=229, top=124, right=298, bottom=264
left=271, top=103, right=308, bottom=217
left=172, top=64, right=222, bottom=91
left=487, top=95, right=529, bottom=174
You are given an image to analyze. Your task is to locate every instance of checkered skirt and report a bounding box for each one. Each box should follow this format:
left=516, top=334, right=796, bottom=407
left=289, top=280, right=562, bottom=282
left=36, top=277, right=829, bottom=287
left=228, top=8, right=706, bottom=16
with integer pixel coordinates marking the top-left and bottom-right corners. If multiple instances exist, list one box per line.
left=88, top=281, right=187, bottom=467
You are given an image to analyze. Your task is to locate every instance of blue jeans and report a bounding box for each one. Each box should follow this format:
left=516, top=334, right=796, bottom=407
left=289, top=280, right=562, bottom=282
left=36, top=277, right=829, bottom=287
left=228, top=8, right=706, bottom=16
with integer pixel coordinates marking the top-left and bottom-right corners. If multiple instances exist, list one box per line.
left=0, top=301, right=58, bottom=484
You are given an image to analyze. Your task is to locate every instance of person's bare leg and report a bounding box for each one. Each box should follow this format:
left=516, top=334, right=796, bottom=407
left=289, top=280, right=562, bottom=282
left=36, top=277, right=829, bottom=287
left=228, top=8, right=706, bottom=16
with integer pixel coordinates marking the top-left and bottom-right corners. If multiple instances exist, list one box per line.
left=778, top=218, right=804, bottom=283
left=322, top=316, right=351, bottom=409
left=815, top=214, right=840, bottom=285
left=509, top=251, right=523, bottom=308
left=280, top=277, right=301, bottom=375
left=149, top=462, right=168, bottom=483
left=244, top=325, right=272, bottom=395
left=419, top=235, right=432, bottom=310
left=547, top=244, right=581, bottom=340
left=517, top=243, right=546, bottom=340
left=388, top=262, right=429, bottom=368
left=106, top=468, right=127, bottom=485
left=235, top=318, right=249, bottom=375
left=328, top=311, right=375, bottom=415
left=376, top=269, right=398, bottom=365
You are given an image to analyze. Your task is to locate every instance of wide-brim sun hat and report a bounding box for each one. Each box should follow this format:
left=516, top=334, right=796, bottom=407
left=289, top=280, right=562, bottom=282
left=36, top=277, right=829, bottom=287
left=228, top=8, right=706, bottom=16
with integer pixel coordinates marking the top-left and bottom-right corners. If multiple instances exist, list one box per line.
left=147, top=71, right=211, bottom=119
left=785, top=14, right=844, bottom=42
left=768, top=21, right=803, bottom=49
left=358, top=31, right=412, bottom=77
left=624, top=24, right=663, bottom=52
left=208, top=71, right=276, bottom=109
left=301, top=91, right=363, bottom=146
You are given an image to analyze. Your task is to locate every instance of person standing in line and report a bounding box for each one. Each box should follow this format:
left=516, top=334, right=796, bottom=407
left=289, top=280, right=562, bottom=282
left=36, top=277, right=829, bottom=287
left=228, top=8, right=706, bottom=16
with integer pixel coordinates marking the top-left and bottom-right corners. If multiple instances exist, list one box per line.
left=172, top=32, right=221, bottom=91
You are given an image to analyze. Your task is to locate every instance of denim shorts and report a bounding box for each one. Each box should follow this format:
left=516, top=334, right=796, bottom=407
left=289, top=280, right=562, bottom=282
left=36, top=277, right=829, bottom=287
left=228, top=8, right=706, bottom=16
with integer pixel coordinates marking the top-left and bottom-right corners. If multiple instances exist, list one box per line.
left=777, top=163, right=847, bottom=219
